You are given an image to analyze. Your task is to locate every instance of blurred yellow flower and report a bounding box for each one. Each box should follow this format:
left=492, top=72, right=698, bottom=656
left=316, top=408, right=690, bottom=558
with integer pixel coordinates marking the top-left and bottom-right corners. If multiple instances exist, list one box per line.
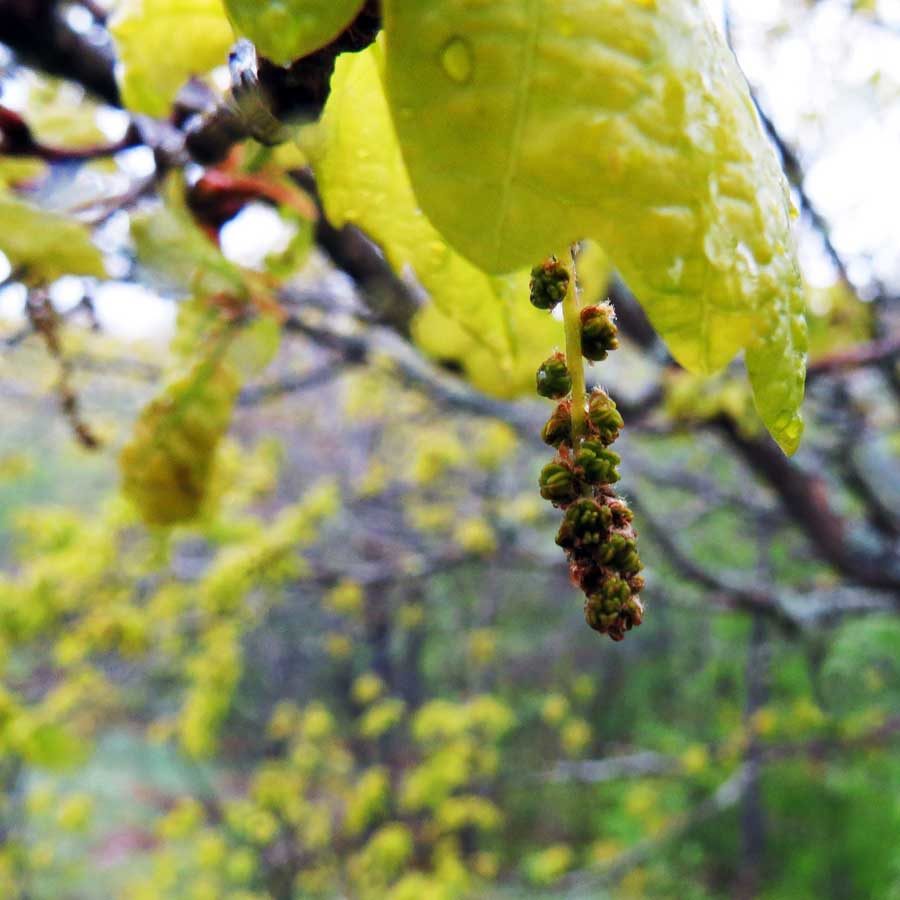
left=561, top=718, right=592, bottom=756
left=352, top=672, right=385, bottom=706
left=680, top=743, right=709, bottom=775
left=453, top=517, right=498, bottom=555
left=524, top=844, right=574, bottom=885
left=541, top=693, right=570, bottom=726
left=324, top=631, right=353, bottom=659
left=467, top=628, right=498, bottom=666
left=324, top=579, right=364, bottom=616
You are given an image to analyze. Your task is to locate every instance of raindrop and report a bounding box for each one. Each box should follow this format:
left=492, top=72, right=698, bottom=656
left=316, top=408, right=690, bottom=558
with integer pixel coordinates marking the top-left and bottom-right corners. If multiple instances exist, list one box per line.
left=428, top=240, right=449, bottom=267
left=441, top=37, right=473, bottom=84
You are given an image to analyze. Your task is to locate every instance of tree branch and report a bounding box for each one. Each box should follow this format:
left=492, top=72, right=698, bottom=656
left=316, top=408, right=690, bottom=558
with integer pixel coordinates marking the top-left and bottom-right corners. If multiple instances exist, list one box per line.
left=808, top=334, right=900, bottom=381
left=556, top=714, right=900, bottom=893
left=629, top=493, right=801, bottom=633
left=0, top=0, right=120, bottom=105
left=716, top=417, right=900, bottom=593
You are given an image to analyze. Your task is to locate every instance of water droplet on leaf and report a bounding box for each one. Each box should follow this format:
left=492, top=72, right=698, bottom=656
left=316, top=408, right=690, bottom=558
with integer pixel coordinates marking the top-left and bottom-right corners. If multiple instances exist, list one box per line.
left=427, top=240, right=449, bottom=267
left=441, top=38, right=473, bottom=84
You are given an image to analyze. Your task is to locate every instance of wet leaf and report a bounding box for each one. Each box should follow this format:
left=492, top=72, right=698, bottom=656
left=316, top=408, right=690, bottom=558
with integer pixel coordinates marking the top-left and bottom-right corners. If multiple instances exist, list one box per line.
left=382, top=0, right=807, bottom=451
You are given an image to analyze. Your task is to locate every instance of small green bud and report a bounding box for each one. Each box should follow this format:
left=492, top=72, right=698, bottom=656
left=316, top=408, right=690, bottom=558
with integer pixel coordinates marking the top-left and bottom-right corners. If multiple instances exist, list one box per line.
left=599, top=582, right=643, bottom=638
left=539, top=461, right=581, bottom=505
left=536, top=353, right=572, bottom=400
left=587, top=389, right=624, bottom=445
left=580, top=304, right=619, bottom=362
left=596, top=534, right=642, bottom=575
left=584, top=576, right=632, bottom=634
left=574, top=534, right=644, bottom=640
left=556, top=498, right=613, bottom=550
left=619, top=547, right=642, bottom=576
left=541, top=401, right=572, bottom=448
left=529, top=257, right=570, bottom=310
left=596, top=576, right=632, bottom=611
left=574, top=441, right=620, bottom=485
left=585, top=607, right=620, bottom=633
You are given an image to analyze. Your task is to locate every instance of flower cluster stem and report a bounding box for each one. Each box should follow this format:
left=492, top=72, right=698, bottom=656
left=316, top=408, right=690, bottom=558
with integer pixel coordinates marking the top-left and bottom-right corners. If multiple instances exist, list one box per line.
left=532, top=250, right=643, bottom=641
left=561, top=249, right=586, bottom=443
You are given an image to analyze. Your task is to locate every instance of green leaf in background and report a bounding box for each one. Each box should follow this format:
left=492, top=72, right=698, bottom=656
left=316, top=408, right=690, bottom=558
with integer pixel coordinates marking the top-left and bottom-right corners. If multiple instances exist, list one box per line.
left=412, top=275, right=560, bottom=400
left=381, top=0, right=807, bottom=452
left=120, top=356, right=240, bottom=526
left=416, top=243, right=611, bottom=399
left=14, top=720, right=87, bottom=770
left=130, top=178, right=247, bottom=300
left=168, top=295, right=281, bottom=374
left=123, top=173, right=283, bottom=525
left=25, top=75, right=110, bottom=149
left=0, top=158, right=47, bottom=189
left=224, top=0, right=365, bottom=66
left=0, top=195, right=106, bottom=282
left=132, top=175, right=282, bottom=373
left=311, top=45, right=559, bottom=393
left=224, top=311, right=282, bottom=378
left=823, top=616, right=900, bottom=716
left=119, top=301, right=281, bottom=527
left=110, top=0, right=233, bottom=117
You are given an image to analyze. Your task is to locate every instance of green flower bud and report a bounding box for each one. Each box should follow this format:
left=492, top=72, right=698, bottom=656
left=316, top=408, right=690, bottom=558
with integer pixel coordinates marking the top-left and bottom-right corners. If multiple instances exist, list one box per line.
left=586, top=609, right=620, bottom=634
left=619, top=546, right=642, bottom=576
left=596, top=534, right=642, bottom=575
left=595, top=575, right=632, bottom=611
left=574, top=441, right=620, bottom=485
left=541, top=401, right=572, bottom=448
left=556, top=498, right=613, bottom=550
left=529, top=257, right=570, bottom=310
left=536, top=353, right=572, bottom=400
left=586, top=578, right=642, bottom=639
left=587, top=389, right=624, bottom=445
left=580, top=304, right=619, bottom=362
left=528, top=289, right=643, bottom=640
left=584, top=576, right=632, bottom=634
left=539, top=461, right=581, bottom=505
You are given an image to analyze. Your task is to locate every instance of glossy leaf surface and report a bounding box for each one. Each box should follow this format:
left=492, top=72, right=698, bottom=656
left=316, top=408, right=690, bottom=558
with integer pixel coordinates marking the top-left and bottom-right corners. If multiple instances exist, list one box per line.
left=382, top=0, right=807, bottom=451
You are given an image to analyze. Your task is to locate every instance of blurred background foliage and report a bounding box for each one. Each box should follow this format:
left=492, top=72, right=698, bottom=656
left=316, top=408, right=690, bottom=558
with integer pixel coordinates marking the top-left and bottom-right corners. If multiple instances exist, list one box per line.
left=0, top=0, right=899, bottom=898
